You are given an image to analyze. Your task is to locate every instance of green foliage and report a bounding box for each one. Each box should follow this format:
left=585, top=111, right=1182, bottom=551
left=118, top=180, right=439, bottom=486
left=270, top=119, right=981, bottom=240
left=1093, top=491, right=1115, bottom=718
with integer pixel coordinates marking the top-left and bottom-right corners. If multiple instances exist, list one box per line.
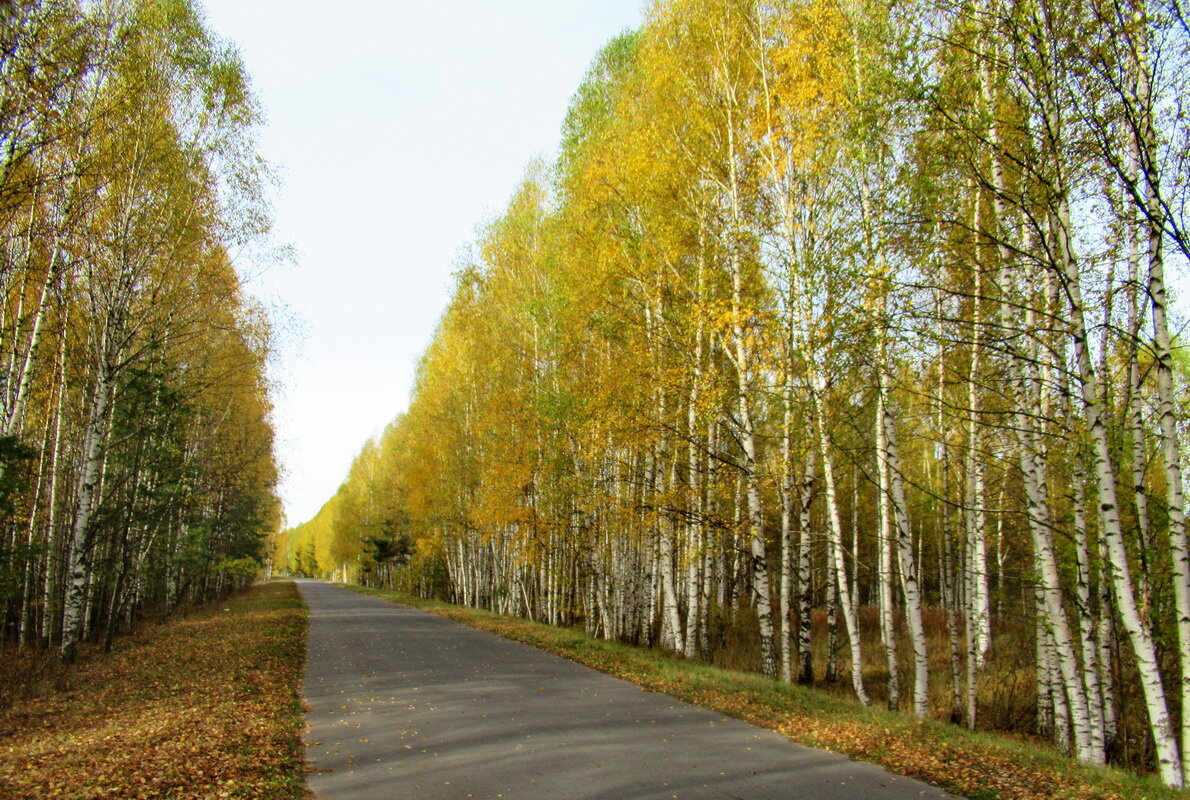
left=558, top=29, right=640, bottom=183
left=218, top=556, right=261, bottom=582
left=0, top=434, right=34, bottom=519
left=0, top=0, right=279, bottom=649
left=284, top=0, right=1190, bottom=785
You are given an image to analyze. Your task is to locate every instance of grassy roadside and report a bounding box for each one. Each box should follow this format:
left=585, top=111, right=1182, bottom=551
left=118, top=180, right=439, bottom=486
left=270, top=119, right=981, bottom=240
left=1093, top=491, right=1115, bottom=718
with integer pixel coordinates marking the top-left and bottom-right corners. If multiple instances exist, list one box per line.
left=353, top=585, right=1187, bottom=800
left=0, top=580, right=308, bottom=800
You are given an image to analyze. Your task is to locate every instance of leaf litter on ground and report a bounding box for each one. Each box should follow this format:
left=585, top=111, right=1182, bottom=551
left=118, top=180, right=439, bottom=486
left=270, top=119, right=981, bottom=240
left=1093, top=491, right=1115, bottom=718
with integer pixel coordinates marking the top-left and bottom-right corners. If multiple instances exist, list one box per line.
left=0, top=580, right=307, bottom=800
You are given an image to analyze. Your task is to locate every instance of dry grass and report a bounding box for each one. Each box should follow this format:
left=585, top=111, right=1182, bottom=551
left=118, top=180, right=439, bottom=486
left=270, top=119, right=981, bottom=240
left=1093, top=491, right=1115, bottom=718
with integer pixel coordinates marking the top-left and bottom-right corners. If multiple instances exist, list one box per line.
left=0, top=580, right=307, bottom=800
left=705, top=602, right=1156, bottom=770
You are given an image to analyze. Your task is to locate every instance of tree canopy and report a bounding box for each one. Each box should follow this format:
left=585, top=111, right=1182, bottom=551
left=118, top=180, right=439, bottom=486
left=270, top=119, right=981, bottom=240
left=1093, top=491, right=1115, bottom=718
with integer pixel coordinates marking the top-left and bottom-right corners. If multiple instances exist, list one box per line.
left=0, top=0, right=280, bottom=660
left=282, top=0, right=1190, bottom=786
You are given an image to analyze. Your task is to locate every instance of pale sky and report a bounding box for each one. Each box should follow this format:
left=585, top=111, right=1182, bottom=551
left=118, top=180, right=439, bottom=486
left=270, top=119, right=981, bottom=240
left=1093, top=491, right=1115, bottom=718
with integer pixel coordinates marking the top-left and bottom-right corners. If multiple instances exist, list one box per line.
left=199, top=1, right=646, bottom=526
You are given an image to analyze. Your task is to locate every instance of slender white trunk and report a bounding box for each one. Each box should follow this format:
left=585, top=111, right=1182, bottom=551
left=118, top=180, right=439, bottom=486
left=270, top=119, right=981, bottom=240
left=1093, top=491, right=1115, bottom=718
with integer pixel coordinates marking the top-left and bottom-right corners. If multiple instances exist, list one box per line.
left=964, top=189, right=990, bottom=730
left=813, top=377, right=869, bottom=705
left=658, top=457, right=684, bottom=654
left=1096, top=534, right=1119, bottom=748
left=780, top=370, right=796, bottom=683
left=875, top=366, right=900, bottom=710
left=723, top=107, right=777, bottom=678
left=937, top=349, right=965, bottom=724
left=796, top=448, right=817, bottom=685
left=1124, top=238, right=1155, bottom=613
left=1043, top=621, right=1072, bottom=754
left=883, top=387, right=929, bottom=719
left=3, top=246, right=56, bottom=437
left=1070, top=468, right=1106, bottom=755
left=699, top=421, right=716, bottom=655
left=1134, top=49, right=1190, bottom=782
left=1054, top=210, right=1171, bottom=775
left=684, top=261, right=706, bottom=659
left=825, top=540, right=840, bottom=683
left=1014, top=321, right=1097, bottom=762
left=60, top=369, right=112, bottom=662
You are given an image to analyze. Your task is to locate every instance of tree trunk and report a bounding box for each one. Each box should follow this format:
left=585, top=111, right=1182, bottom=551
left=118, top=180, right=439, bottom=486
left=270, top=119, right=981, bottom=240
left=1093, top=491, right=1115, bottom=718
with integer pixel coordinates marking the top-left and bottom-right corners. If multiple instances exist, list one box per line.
left=813, top=377, right=869, bottom=705
left=875, top=366, right=900, bottom=710
left=797, top=447, right=817, bottom=686
left=883, top=387, right=929, bottom=719
left=61, top=369, right=112, bottom=663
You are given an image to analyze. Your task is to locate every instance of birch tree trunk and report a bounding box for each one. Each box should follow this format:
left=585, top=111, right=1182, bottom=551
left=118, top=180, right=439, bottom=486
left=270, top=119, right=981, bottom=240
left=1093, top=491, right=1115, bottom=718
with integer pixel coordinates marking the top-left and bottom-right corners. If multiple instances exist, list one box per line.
left=1124, top=230, right=1154, bottom=615
left=964, top=255, right=989, bottom=693
left=658, top=454, right=684, bottom=654
left=1011, top=283, right=1098, bottom=764
left=1129, top=18, right=1190, bottom=772
left=875, top=361, right=900, bottom=710
left=813, top=375, right=870, bottom=705
left=780, top=376, right=795, bottom=683
left=797, top=447, right=817, bottom=686
left=1048, top=186, right=1170, bottom=772
left=60, top=367, right=112, bottom=663
left=2, top=245, right=57, bottom=437
left=1069, top=466, right=1106, bottom=754
left=723, top=103, right=778, bottom=679
left=684, top=255, right=707, bottom=659
left=881, top=377, right=929, bottom=719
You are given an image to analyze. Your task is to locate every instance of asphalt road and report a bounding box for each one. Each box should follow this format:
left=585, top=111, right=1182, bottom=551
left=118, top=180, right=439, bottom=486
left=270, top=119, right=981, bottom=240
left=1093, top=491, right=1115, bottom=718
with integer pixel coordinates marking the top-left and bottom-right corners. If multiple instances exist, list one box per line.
left=297, top=580, right=956, bottom=800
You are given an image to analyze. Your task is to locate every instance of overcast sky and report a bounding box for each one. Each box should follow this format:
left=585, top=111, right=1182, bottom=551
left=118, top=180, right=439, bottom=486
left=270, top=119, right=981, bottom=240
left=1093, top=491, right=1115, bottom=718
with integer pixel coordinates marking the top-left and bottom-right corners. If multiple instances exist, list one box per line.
left=199, top=1, right=646, bottom=526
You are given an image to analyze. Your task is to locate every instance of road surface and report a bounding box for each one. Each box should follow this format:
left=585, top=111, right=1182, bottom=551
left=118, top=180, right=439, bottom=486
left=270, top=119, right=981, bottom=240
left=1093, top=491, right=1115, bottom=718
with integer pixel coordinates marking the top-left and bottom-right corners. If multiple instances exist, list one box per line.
left=297, top=580, right=955, bottom=799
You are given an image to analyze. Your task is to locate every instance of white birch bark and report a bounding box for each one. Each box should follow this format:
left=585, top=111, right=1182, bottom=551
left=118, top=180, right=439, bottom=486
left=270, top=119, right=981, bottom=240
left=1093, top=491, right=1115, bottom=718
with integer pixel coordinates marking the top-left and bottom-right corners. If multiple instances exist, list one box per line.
left=1124, top=236, right=1154, bottom=614
left=812, top=375, right=870, bottom=705
left=1130, top=25, right=1190, bottom=774
left=875, top=364, right=900, bottom=710
left=722, top=102, right=778, bottom=678
left=683, top=418, right=703, bottom=659
left=963, top=180, right=989, bottom=732
left=1069, top=468, right=1106, bottom=754
left=796, top=447, right=817, bottom=685
left=964, top=299, right=989, bottom=663
left=1051, top=206, right=1173, bottom=775
left=825, top=540, right=840, bottom=684
left=937, top=350, right=965, bottom=724
left=2, top=244, right=57, bottom=437
left=882, top=383, right=929, bottom=719
left=1012, top=295, right=1097, bottom=763
left=684, top=252, right=707, bottom=659
left=658, top=455, right=684, bottom=654
left=60, top=367, right=112, bottom=662
left=779, top=368, right=796, bottom=683
left=1096, top=535, right=1119, bottom=748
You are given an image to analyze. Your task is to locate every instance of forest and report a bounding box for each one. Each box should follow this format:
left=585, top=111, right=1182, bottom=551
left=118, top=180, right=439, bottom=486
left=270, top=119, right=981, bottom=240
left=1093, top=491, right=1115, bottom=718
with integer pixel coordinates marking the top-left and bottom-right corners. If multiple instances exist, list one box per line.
left=277, top=0, right=1190, bottom=787
left=0, top=1, right=280, bottom=662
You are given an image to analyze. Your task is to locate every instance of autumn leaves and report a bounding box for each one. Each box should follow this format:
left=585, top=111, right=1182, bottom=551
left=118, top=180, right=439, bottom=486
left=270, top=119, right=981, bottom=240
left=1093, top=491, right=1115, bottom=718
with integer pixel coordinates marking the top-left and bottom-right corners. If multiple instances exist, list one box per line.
left=284, top=0, right=1188, bottom=786
left=0, top=2, right=279, bottom=660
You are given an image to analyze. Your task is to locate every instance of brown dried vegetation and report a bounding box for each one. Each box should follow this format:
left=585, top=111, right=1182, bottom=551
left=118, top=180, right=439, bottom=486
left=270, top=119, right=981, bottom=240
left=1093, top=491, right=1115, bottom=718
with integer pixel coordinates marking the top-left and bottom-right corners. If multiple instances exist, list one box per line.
left=0, top=580, right=306, bottom=800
